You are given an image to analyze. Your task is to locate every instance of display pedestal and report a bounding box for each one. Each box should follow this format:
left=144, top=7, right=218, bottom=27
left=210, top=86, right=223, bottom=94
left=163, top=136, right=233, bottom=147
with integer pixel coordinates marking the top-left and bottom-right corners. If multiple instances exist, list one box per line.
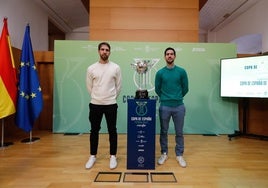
left=127, top=99, right=156, bottom=170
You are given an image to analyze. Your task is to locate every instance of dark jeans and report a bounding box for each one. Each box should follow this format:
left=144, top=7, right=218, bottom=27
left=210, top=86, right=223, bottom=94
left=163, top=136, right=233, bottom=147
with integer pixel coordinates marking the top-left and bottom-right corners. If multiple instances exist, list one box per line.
left=89, top=103, right=118, bottom=155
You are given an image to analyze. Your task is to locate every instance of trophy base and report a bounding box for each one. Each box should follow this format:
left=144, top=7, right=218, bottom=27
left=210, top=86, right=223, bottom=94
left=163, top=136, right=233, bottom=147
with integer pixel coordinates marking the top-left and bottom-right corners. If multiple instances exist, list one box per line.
left=135, top=90, right=149, bottom=99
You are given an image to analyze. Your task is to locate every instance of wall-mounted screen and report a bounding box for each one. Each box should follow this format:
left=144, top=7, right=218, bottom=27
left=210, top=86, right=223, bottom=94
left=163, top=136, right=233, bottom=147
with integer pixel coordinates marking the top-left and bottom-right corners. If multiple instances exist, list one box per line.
left=220, top=55, right=268, bottom=98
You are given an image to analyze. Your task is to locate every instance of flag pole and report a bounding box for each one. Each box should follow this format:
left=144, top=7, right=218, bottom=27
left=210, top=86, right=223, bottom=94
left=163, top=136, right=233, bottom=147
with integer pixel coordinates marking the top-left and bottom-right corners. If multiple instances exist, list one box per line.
left=21, top=130, right=40, bottom=143
left=1, top=119, right=13, bottom=148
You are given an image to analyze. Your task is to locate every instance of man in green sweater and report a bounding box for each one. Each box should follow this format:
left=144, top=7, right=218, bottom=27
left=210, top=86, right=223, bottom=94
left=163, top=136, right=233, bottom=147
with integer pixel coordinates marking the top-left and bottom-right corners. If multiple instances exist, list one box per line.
left=155, top=47, right=189, bottom=168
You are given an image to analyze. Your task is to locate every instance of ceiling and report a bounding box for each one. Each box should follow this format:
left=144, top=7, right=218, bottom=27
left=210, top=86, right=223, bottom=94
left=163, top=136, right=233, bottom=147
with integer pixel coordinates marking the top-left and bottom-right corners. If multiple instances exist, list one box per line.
left=34, top=0, right=261, bottom=35
left=199, top=0, right=260, bottom=32
left=34, top=0, right=89, bottom=34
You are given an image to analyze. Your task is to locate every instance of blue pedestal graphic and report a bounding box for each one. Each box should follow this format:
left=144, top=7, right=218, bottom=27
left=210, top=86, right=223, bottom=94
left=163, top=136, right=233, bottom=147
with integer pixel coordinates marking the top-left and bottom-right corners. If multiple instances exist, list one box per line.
left=127, top=99, right=156, bottom=170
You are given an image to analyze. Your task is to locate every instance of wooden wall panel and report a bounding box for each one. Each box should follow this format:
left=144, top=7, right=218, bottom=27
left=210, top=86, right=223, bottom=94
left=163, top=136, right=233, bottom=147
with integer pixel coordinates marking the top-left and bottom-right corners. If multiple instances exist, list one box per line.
left=89, top=0, right=199, bottom=42
left=91, top=0, right=197, bottom=8
left=1, top=50, right=54, bottom=140
left=35, top=51, right=54, bottom=131
left=91, top=8, right=198, bottom=30
left=247, top=99, right=268, bottom=136
left=90, top=29, right=198, bottom=42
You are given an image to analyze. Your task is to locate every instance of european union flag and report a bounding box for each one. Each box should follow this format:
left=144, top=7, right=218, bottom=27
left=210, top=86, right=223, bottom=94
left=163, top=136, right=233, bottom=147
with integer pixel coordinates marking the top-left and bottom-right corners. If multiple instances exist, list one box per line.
left=15, top=25, right=43, bottom=132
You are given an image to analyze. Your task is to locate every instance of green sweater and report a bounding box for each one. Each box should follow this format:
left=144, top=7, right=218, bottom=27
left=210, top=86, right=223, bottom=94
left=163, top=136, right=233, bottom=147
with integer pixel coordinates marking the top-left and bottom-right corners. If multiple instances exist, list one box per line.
left=155, top=65, right=189, bottom=107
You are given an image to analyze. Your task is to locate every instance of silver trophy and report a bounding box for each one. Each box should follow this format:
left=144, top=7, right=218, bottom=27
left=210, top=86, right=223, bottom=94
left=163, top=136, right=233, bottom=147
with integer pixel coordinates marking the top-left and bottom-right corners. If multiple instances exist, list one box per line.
left=131, top=58, right=157, bottom=99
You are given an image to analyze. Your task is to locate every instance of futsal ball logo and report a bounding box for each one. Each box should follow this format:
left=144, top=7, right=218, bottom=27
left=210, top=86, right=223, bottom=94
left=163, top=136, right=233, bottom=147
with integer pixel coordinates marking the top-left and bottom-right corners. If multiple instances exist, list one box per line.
left=137, top=156, right=145, bottom=164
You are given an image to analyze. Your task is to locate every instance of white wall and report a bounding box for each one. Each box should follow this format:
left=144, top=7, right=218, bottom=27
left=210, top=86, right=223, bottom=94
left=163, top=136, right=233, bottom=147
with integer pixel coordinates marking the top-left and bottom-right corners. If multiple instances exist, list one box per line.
left=65, top=26, right=89, bottom=40
left=0, top=0, right=48, bottom=50
left=208, top=0, right=268, bottom=53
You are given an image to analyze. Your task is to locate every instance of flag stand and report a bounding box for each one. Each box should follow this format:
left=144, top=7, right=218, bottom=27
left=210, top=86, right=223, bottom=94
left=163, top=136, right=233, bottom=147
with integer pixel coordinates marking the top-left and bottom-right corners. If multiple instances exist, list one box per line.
left=1, top=119, right=14, bottom=148
left=21, top=131, right=40, bottom=143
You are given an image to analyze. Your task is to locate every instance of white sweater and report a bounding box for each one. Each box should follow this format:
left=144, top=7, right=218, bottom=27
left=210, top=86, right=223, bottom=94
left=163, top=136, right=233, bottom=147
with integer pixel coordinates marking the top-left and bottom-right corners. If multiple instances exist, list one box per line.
left=86, top=61, right=122, bottom=105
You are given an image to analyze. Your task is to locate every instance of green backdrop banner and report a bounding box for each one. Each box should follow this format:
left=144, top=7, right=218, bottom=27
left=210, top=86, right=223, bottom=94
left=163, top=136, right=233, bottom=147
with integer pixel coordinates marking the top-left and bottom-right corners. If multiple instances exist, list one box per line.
left=53, top=41, right=237, bottom=134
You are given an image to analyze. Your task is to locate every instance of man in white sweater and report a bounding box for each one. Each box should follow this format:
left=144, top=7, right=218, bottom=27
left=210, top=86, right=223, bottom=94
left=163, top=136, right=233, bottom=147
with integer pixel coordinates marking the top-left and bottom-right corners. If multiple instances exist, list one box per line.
left=85, top=42, right=122, bottom=169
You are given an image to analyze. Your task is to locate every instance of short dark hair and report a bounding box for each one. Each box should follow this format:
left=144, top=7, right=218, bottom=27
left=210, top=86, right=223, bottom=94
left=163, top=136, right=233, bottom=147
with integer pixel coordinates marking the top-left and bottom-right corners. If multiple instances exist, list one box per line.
left=164, top=47, right=176, bottom=56
left=98, top=42, right=111, bottom=51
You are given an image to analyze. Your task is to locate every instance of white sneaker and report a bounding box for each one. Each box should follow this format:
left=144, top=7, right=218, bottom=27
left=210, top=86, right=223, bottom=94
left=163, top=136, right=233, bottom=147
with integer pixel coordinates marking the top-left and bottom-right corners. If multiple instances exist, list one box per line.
left=158, top=153, right=168, bottom=165
left=85, top=155, right=96, bottom=169
left=176, top=156, right=187, bottom=168
left=110, top=155, right=117, bottom=169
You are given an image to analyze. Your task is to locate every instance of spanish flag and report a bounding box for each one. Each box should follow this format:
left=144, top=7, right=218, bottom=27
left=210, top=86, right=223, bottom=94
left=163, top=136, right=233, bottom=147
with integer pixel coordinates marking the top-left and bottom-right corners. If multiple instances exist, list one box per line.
left=0, top=18, right=17, bottom=119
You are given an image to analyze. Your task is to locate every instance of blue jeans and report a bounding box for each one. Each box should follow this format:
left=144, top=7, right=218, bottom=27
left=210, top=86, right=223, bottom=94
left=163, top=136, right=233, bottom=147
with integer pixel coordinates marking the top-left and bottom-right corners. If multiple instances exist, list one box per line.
left=159, top=105, right=186, bottom=156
